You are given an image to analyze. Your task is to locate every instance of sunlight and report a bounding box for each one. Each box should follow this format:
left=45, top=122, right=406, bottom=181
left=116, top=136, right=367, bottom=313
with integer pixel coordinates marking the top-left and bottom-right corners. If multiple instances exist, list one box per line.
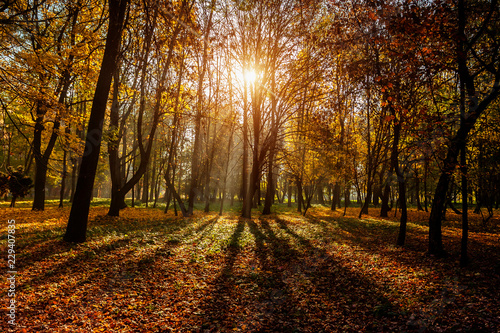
left=235, top=68, right=257, bottom=85
left=243, top=69, right=256, bottom=83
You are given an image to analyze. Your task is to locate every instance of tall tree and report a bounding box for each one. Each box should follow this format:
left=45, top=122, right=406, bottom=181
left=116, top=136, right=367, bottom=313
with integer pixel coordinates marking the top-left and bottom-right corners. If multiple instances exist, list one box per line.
left=187, top=0, right=216, bottom=216
left=64, top=0, right=129, bottom=243
left=427, top=0, right=500, bottom=256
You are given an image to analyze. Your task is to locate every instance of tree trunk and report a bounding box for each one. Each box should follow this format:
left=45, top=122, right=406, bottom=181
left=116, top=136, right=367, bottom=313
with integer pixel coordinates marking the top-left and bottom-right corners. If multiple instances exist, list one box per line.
left=317, top=185, right=325, bottom=205
left=396, top=171, right=407, bottom=246
left=241, top=91, right=248, bottom=204
left=359, top=183, right=372, bottom=218
left=219, top=117, right=235, bottom=216
left=32, top=154, right=48, bottom=210
left=242, top=72, right=265, bottom=218
left=296, top=178, right=304, bottom=213
left=64, top=0, right=128, bottom=243
left=164, top=190, right=172, bottom=213
left=372, top=184, right=380, bottom=206
left=149, top=154, right=156, bottom=207
left=109, top=190, right=126, bottom=216
left=59, top=147, right=67, bottom=208
left=108, top=69, right=126, bottom=216
left=262, top=152, right=275, bottom=215
left=287, top=180, right=292, bottom=207
left=343, top=187, right=349, bottom=216
left=10, top=196, right=16, bottom=208
left=262, top=67, right=278, bottom=215
left=460, top=139, right=468, bottom=266
left=165, top=176, right=188, bottom=217
left=142, top=165, right=149, bottom=205
left=331, top=182, right=341, bottom=211
left=415, top=168, right=424, bottom=211
left=188, top=1, right=215, bottom=216
left=303, top=185, right=314, bottom=216
left=380, top=182, right=391, bottom=217
left=32, top=109, right=60, bottom=210
left=69, top=157, right=77, bottom=202
left=203, top=159, right=213, bottom=213
left=459, top=49, right=469, bottom=267
left=428, top=0, right=500, bottom=256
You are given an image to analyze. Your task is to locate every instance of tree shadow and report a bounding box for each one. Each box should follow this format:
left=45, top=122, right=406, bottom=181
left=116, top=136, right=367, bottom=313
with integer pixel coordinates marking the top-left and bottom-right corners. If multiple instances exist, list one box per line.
left=268, top=216, right=403, bottom=332
left=199, top=217, right=246, bottom=331
left=199, top=215, right=404, bottom=332
left=305, top=212, right=434, bottom=264
left=246, top=217, right=299, bottom=332
left=307, top=210, right=499, bottom=273
left=296, top=211, right=500, bottom=331
left=16, top=211, right=198, bottom=267
left=13, top=214, right=216, bottom=310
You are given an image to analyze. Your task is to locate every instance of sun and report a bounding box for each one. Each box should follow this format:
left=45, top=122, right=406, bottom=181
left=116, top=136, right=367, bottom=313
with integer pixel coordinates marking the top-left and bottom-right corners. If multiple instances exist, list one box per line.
left=235, top=68, right=257, bottom=85
left=243, top=69, right=256, bottom=83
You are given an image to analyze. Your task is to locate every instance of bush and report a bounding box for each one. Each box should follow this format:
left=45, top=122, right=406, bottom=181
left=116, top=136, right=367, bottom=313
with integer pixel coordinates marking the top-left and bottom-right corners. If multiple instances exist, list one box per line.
left=0, top=171, right=9, bottom=197
left=4, top=166, right=33, bottom=207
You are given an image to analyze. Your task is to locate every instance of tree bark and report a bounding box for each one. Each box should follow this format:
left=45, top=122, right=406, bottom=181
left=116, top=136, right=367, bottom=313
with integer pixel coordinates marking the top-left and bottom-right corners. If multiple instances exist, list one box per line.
left=64, top=0, right=129, bottom=243
left=359, top=183, right=372, bottom=218
left=107, top=3, right=185, bottom=217
left=108, top=69, right=127, bottom=215
left=10, top=196, right=16, bottom=208
left=219, top=117, right=235, bottom=216
left=59, top=145, right=67, bottom=208
left=149, top=152, right=157, bottom=207
left=262, top=150, right=275, bottom=215
left=296, top=178, right=304, bottom=213
left=142, top=164, right=150, bottom=205
left=396, top=172, right=408, bottom=246
left=262, top=63, right=278, bottom=215
left=380, top=182, right=391, bottom=217
left=428, top=0, right=500, bottom=256
left=331, top=182, right=341, bottom=211
left=188, top=0, right=215, bottom=216
left=287, top=180, right=292, bottom=207
left=32, top=113, right=60, bottom=210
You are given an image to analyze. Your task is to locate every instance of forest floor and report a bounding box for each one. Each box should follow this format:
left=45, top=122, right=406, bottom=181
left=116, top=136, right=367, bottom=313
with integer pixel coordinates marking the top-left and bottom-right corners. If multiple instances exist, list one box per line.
left=1, top=203, right=499, bottom=332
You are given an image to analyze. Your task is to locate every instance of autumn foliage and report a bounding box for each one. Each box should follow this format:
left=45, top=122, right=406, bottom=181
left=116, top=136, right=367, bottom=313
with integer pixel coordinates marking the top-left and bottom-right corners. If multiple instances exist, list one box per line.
left=1, top=0, right=500, bottom=331
left=1, top=204, right=499, bottom=332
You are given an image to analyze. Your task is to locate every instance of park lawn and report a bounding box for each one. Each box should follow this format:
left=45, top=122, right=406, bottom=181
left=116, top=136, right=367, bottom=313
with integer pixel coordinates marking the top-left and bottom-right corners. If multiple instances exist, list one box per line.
left=1, top=204, right=499, bottom=332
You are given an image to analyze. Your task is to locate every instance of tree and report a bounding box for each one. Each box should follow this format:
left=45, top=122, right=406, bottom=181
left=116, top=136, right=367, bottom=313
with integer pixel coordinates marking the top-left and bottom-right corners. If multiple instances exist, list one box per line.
left=426, top=0, right=500, bottom=257
left=1, top=1, right=107, bottom=211
left=107, top=0, right=191, bottom=216
left=187, top=0, right=216, bottom=216
left=234, top=0, right=315, bottom=218
left=64, top=0, right=129, bottom=243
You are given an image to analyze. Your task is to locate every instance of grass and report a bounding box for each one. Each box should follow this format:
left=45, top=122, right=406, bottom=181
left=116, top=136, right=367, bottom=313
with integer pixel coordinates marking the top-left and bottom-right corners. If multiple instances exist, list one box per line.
left=0, top=202, right=499, bottom=332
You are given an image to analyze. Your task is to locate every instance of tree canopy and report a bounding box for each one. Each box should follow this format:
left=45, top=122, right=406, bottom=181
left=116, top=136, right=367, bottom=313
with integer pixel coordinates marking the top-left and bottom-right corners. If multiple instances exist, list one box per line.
left=1, top=0, right=499, bottom=260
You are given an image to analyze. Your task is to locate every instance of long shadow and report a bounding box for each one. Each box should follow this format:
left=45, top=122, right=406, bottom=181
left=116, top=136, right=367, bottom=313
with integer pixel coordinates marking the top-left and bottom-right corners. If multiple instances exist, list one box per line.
left=15, top=212, right=195, bottom=271
left=16, top=237, right=133, bottom=292
left=190, top=216, right=220, bottom=243
left=270, top=217, right=405, bottom=332
left=13, top=215, right=219, bottom=330
left=6, top=211, right=226, bottom=331
left=306, top=212, right=440, bottom=268
left=246, top=218, right=299, bottom=332
left=308, top=211, right=498, bottom=277
left=299, top=212, right=500, bottom=331
left=13, top=213, right=213, bottom=304
left=199, top=217, right=246, bottom=331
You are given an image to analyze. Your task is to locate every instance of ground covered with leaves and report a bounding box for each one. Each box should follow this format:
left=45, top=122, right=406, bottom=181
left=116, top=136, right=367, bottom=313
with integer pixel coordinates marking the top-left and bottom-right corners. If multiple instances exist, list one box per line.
left=1, top=203, right=499, bottom=332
